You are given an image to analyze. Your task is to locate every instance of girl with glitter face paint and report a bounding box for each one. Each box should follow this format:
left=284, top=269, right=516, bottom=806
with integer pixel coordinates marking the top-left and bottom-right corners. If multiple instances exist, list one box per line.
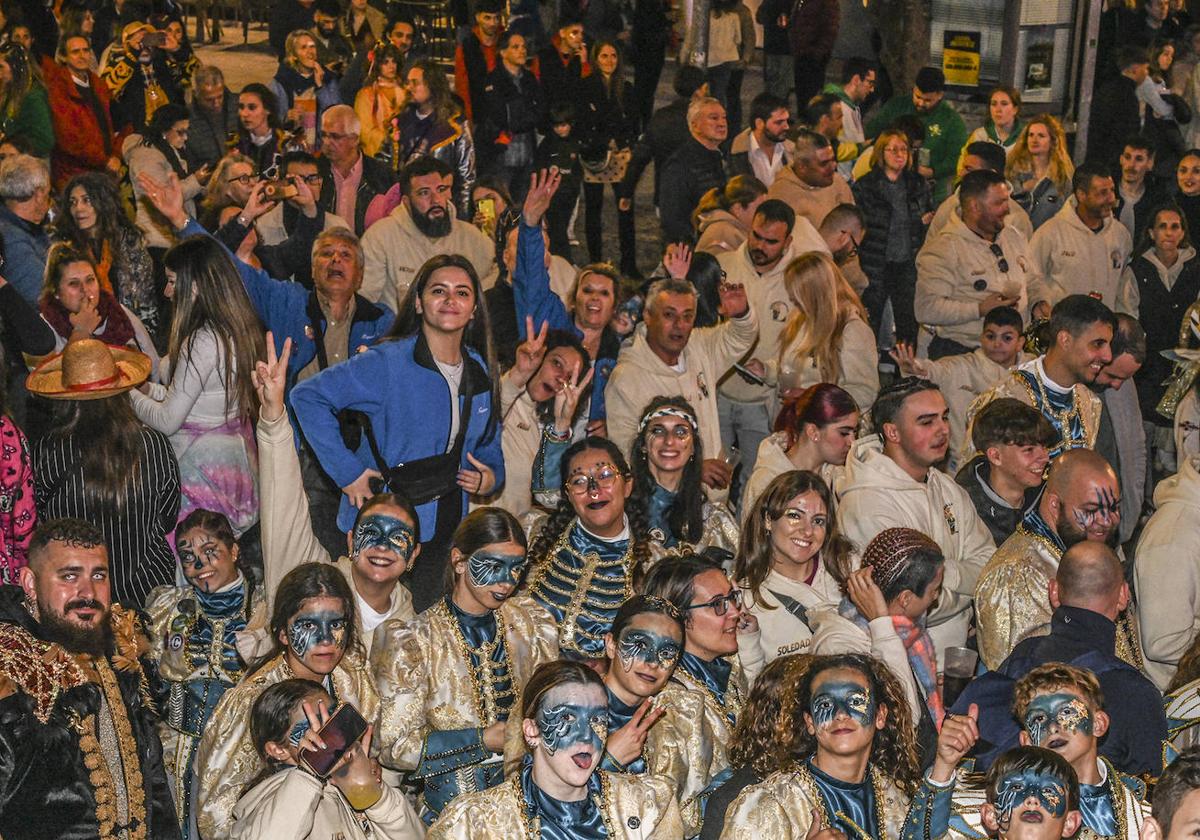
left=144, top=508, right=264, bottom=840
left=427, top=660, right=683, bottom=839
left=720, top=653, right=921, bottom=839
left=371, top=507, right=558, bottom=823
left=194, top=562, right=379, bottom=840
left=600, top=595, right=685, bottom=775
left=230, top=678, right=423, bottom=839
left=628, top=396, right=740, bottom=565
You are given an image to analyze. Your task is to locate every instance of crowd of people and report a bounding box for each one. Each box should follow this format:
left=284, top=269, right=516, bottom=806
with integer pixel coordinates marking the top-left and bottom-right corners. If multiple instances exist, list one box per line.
left=9, top=0, right=1200, bottom=838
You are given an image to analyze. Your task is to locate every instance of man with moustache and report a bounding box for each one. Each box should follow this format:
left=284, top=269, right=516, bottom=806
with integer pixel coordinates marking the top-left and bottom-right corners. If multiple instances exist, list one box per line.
left=360, top=156, right=496, bottom=312
left=0, top=518, right=179, bottom=840
left=974, top=449, right=1143, bottom=672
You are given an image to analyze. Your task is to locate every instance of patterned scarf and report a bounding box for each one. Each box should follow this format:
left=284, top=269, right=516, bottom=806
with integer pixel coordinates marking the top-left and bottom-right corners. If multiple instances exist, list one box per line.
left=40, top=289, right=136, bottom=347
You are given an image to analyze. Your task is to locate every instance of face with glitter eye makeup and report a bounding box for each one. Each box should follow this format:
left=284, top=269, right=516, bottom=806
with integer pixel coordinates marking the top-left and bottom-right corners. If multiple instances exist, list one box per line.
left=347, top=510, right=418, bottom=585
left=453, top=540, right=528, bottom=614
left=1018, top=691, right=1104, bottom=767
left=523, top=682, right=609, bottom=791
left=604, top=613, right=684, bottom=703
left=283, top=596, right=349, bottom=678
left=467, top=550, right=529, bottom=589
left=990, top=768, right=1070, bottom=833
left=804, top=668, right=884, bottom=758
left=177, top=527, right=240, bottom=593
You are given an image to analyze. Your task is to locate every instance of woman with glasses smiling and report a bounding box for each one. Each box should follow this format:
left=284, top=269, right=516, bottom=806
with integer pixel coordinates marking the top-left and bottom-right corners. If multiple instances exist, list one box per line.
left=199, top=152, right=257, bottom=230
left=850, top=127, right=933, bottom=349
left=629, top=396, right=739, bottom=565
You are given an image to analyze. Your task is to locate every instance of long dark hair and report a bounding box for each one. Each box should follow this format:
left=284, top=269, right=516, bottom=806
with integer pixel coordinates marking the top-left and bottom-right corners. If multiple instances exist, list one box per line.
left=245, top=678, right=326, bottom=792
left=589, top=40, right=625, bottom=106
left=55, top=171, right=143, bottom=259
left=143, top=102, right=190, bottom=179
left=406, top=57, right=458, bottom=124
left=385, top=253, right=500, bottom=442
left=251, top=562, right=361, bottom=675
left=442, top=506, right=527, bottom=595
left=48, top=394, right=145, bottom=512
left=734, top=470, right=855, bottom=609
left=163, top=236, right=264, bottom=423
left=792, top=653, right=921, bottom=794
left=176, top=508, right=258, bottom=607
left=629, top=396, right=704, bottom=544
left=527, top=437, right=651, bottom=574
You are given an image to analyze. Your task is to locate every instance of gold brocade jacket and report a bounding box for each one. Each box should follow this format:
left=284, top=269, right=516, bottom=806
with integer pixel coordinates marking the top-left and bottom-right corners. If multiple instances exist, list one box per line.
left=193, top=651, right=380, bottom=840
left=370, top=598, right=559, bottom=802
left=645, top=501, right=741, bottom=571
left=974, top=529, right=1143, bottom=672
left=719, top=764, right=910, bottom=839
left=425, top=770, right=683, bottom=839
left=645, top=656, right=749, bottom=838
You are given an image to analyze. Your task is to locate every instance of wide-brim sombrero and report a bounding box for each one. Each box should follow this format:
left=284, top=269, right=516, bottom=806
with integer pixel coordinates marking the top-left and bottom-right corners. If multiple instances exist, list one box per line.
left=26, top=338, right=152, bottom=400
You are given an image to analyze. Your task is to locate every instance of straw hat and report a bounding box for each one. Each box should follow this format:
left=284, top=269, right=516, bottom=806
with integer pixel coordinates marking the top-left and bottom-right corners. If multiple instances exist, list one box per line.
left=27, top=339, right=151, bottom=400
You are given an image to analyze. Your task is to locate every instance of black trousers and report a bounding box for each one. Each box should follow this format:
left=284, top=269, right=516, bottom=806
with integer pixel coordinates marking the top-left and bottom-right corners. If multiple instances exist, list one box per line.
left=726, top=67, right=746, bottom=133
left=862, top=259, right=919, bottom=347
left=632, top=37, right=668, bottom=129
left=793, top=54, right=830, bottom=109
left=584, top=180, right=636, bottom=268
left=408, top=489, right=463, bottom=612
left=546, top=182, right=580, bottom=262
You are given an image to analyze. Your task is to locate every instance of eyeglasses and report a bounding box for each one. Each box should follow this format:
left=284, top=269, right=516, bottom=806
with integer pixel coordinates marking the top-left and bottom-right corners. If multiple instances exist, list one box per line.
left=566, top=466, right=622, bottom=495
left=293, top=173, right=323, bottom=186
left=846, top=230, right=862, bottom=259
left=989, top=243, right=1010, bottom=274
left=228, top=173, right=258, bottom=185
left=683, top=590, right=743, bottom=616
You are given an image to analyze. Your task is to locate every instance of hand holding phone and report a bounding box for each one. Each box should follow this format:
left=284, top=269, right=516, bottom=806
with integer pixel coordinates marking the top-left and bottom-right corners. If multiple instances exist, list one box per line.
left=299, top=702, right=369, bottom=778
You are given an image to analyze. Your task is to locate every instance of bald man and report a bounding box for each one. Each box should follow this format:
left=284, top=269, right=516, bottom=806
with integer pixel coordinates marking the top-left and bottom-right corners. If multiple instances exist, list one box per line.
left=974, top=449, right=1143, bottom=671
left=951, top=540, right=1166, bottom=775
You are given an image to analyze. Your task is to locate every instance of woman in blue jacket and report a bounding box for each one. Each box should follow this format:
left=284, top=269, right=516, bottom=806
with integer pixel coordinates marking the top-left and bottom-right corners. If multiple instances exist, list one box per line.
left=291, top=253, right=505, bottom=610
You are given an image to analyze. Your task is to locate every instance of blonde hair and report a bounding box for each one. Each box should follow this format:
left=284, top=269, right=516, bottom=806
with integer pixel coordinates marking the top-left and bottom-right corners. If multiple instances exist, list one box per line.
left=777, top=252, right=868, bottom=383
left=1007, top=114, right=1074, bottom=196
left=869, top=128, right=909, bottom=170
left=284, top=29, right=316, bottom=70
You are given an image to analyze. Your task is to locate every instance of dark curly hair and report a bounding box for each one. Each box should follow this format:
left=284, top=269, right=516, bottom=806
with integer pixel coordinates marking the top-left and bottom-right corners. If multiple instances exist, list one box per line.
left=55, top=171, right=143, bottom=262
left=729, top=653, right=815, bottom=776
left=791, top=653, right=921, bottom=794
left=527, top=437, right=651, bottom=575
left=629, top=396, right=704, bottom=545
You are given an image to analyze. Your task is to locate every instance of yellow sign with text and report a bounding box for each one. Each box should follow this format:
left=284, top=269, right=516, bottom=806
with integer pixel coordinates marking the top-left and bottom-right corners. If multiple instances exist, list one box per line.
left=943, top=30, right=981, bottom=87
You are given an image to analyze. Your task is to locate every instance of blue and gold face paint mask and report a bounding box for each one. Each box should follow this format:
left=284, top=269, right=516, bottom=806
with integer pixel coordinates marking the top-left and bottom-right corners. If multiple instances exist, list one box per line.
left=288, top=609, right=348, bottom=656
left=466, top=549, right=529, bottom=588
left=616, top=627, right=682, bottom=673
left=351, top=513, right=416, bottom=560
left=809, top=680, right=876, bottom=730
left=537, top=701, right=609, bottom=756
left=1022, top=693, right=1093, bottom=747
left=994, top=768, right=1069, bottom=827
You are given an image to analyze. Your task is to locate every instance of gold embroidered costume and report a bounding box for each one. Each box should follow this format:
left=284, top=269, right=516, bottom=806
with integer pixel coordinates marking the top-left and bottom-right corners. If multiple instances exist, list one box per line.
left=426, top=769, right=683, bottom=839
left=194, top=651, right=380, bottom=839
left=646, top=500, right=741, bottom=570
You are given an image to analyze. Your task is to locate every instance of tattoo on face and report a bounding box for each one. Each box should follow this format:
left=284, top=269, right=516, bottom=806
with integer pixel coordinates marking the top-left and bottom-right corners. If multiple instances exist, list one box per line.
left=993, top=768, right=1069, bottom=828
left=1022, top=693, right=1094, bottom=747
left=351, top=514, right=416, bottom=559
left=616, top=627, right=681, bottom=673
left=809, top=680, right=876, bottom=730
left=288, top=609, right=348, bottom=657
left=1072, top=486, right=1119, bottom=533
left=537, top=702, right=608, bottom=756
left=466, top=550, right=529, bottom=589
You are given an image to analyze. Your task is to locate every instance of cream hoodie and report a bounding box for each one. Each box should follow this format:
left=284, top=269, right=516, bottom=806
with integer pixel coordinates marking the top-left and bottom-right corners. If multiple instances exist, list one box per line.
left=766, top=165, right=854, bottom=231
left=695, top=208, right=749, bottom=255
left=360, top=203, right=498, bottom=312
left=738, top=433, right=842, bottom=527
left=915, top=210, right=1046, bottom=348
left=1029, top=198, right=1136, bottom=314
left=738, top=564, right=845, bottom=665
left=928, top=189, right=1034, bottom=241
left=1136, top=455, right=1200, bottom=689
left=606, top=307, right=758, bottom=463
left=836, top=435, right=996, bottom=663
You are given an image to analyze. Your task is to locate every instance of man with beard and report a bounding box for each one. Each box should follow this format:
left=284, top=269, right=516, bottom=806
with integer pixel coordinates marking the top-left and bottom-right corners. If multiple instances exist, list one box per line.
left=360, top=156, right=496, bottom=313
left=716, top=199, right=799, bottom=496
left=728, top=92, right=791, bottom=188
left=0, top=517, right=179, bottom=839
left=974, top=449, right=1143, bottom=673
left=966, top=294, right=1115, bottom=460
left=837, top=378, right=996, bottom=664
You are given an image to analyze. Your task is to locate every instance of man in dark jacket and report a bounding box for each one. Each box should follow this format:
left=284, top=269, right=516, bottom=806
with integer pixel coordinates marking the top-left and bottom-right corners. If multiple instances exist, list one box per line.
left=656, top=97, right=729, bottom=243
left=0, top=519, right=181, bottom=840
left=755, top=0, right=794, bottom=101
left=1115, top=133, right=1170, bottom=245
left=535, top=12, right=589, bottom=110
left=452, top=0, right=503, bottom=121
left=951, top=541, right=1167, bottom=776
left=317, top=104, right=394, bottom=236
left=186, top=64, right=238, bottom=169
left=621, top=65, right=708, bottom=213
left=1087, top=45, right=1150, bottom=173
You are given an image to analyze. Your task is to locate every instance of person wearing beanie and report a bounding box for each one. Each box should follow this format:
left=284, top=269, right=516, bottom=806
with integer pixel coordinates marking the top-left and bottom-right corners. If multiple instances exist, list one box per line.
left=866, top=66, right=968, bottom=204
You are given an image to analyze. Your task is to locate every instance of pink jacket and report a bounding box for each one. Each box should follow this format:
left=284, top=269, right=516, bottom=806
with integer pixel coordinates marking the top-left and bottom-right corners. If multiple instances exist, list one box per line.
left=0, top=416, right=34, bottom=582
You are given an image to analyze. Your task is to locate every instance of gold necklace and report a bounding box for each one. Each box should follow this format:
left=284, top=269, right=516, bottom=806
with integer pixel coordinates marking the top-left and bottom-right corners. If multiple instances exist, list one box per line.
left=794, top=762, right=889, bottom=840
left=440, top=601, right=514, bottom=725
left=1023, top=369, right=1086, bottom=453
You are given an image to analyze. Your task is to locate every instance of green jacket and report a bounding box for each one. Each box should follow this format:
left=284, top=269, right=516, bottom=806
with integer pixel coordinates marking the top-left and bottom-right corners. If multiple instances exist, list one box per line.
left=866, top=94, right=967, bottom=204
left=1, top=83, right=54, bottom=157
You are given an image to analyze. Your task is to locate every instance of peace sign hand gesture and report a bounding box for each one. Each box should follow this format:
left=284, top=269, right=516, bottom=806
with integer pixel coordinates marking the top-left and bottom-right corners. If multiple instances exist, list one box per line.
left=512, top=316, right=550, bottom=389
left=605, top=698, right=666, bottom=766
left=553, top=361, right=595, bottom=435
left=253, top=331, right=293, bottom=422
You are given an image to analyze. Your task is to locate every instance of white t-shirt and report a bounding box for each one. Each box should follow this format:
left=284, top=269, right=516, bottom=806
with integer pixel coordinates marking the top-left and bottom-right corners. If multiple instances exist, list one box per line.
left=435, top=358, right=465, bottom=452
left=355, top=589, right=394, bottom=637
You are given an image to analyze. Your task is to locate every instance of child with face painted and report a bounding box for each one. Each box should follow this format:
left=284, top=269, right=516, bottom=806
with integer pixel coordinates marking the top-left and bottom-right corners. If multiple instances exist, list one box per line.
left=370, top=507, right=559, bottom=822
left=195, top=562, right=380, bottom=839
left=600, top=595, right=686, bottom=774
left=516, top=436, right=652, bottom=660
left=144, top=508, right=265, bottom=839
left=720, top=652, right=922, bottom=839
left=229, top=679, right=422, bottom=839
left=904, top=741, right=1084, bottom=840
left=642, top=553, right=762, bottom=837
left=427, top=660, right=683, bottom=839
left=255, top=333, right=417, bottom=657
